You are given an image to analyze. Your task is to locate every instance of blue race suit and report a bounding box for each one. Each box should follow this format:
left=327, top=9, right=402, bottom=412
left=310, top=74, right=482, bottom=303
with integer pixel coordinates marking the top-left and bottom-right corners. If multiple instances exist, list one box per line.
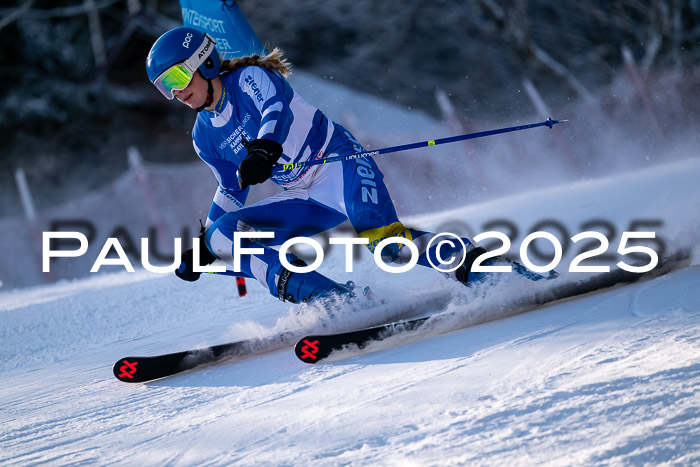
left=192, top=66, right=473, bottom=301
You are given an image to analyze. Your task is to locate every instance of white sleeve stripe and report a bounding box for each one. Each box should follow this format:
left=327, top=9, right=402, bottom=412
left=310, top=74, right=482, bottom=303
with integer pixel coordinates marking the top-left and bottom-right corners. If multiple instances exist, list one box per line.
left=259, top=120, right=277, bottom=137
left=262, top=102, right=283, bottom=118
left=282, top=93, right=315, bottom=160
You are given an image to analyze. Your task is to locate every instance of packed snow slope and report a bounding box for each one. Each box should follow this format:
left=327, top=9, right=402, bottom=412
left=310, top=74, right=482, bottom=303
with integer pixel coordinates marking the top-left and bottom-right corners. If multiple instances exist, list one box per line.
left=1, top=158, right=699, bottom=465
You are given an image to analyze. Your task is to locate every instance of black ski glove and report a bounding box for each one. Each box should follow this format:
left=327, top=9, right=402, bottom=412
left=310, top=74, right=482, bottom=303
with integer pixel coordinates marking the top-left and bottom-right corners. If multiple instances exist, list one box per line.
left=237, top=138, right=283, bottom=189
left=176, top=232, right=217, bottom=282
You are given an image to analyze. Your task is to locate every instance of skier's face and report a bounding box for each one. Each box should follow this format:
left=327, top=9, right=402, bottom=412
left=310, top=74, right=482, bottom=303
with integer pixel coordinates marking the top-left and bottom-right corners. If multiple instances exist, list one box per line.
left=173, top=71, right=208, bottom=110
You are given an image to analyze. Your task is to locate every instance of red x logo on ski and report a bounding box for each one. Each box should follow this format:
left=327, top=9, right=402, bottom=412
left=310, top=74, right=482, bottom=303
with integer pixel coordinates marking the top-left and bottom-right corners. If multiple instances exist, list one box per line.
left=299, top=339, right=319, bottom=360
left=117, top=360, right=139, bottom=379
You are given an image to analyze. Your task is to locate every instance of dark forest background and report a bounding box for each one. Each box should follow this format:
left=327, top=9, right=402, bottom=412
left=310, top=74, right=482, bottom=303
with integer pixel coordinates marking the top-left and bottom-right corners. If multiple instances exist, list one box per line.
left=1, top=0, right=698, bottom=216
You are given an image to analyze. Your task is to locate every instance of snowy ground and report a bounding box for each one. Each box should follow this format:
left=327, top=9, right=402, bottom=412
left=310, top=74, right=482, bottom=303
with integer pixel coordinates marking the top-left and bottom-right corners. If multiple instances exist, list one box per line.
left=1, top=158, right=699, bottom=465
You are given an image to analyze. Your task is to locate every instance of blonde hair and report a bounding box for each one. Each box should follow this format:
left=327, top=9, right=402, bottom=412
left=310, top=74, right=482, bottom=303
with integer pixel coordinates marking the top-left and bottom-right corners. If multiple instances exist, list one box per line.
left=220, top=47, right=292, bottom=78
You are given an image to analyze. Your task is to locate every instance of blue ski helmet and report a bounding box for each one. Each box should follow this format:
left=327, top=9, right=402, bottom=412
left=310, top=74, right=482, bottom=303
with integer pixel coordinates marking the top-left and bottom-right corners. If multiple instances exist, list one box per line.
left=146, top=27, right=220, bottom=99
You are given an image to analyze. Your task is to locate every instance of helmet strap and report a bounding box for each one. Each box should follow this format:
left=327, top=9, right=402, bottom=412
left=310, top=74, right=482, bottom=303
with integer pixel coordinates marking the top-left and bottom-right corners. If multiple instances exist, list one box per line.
left=196, top=78, right=215, bottom=112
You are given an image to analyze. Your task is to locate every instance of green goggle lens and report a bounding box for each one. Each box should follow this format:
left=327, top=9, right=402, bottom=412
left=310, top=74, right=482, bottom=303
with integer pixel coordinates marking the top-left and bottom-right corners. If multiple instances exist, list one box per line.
left=153, top=64, right=194, bottom=99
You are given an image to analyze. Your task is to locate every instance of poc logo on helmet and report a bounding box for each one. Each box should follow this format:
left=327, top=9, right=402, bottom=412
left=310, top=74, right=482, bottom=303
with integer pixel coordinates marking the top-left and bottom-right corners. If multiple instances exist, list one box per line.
left=182, top=32, right=193, bottom=48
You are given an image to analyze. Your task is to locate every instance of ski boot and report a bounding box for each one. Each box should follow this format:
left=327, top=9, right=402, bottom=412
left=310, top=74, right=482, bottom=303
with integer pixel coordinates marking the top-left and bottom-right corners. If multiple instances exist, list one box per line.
left=275, top=259, right=355, bottom=304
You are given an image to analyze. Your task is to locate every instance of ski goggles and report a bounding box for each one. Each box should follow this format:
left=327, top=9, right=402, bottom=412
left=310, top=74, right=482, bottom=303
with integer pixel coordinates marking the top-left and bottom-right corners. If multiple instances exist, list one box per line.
left=152, top=33, right=216, bottom=99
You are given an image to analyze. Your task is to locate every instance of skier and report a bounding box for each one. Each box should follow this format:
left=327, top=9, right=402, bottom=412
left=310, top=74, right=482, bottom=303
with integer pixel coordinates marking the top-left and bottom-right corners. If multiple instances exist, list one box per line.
left=145, top=27, right=529, bottom=304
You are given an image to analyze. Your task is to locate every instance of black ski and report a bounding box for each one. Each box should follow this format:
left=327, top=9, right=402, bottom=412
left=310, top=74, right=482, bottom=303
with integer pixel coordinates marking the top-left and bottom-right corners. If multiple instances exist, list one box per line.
left=294, top=249, right=691, bottom=364
left=295, top=317, right=430, bottom=363
left=113, top=289, right=453, bottom=383
left=113, top=331, right=297, bottom=383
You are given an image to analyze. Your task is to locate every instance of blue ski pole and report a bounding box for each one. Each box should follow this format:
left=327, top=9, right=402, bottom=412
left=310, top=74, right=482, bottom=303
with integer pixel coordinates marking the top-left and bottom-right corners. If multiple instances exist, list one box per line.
left=276, top=117, right=568, bottom=171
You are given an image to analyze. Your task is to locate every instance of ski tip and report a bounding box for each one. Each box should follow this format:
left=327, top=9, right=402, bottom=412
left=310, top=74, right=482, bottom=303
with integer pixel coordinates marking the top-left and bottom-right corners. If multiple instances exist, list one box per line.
left=113, top=357, right=143, bottom=383
left=294, top=337, right=324, bottom=364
